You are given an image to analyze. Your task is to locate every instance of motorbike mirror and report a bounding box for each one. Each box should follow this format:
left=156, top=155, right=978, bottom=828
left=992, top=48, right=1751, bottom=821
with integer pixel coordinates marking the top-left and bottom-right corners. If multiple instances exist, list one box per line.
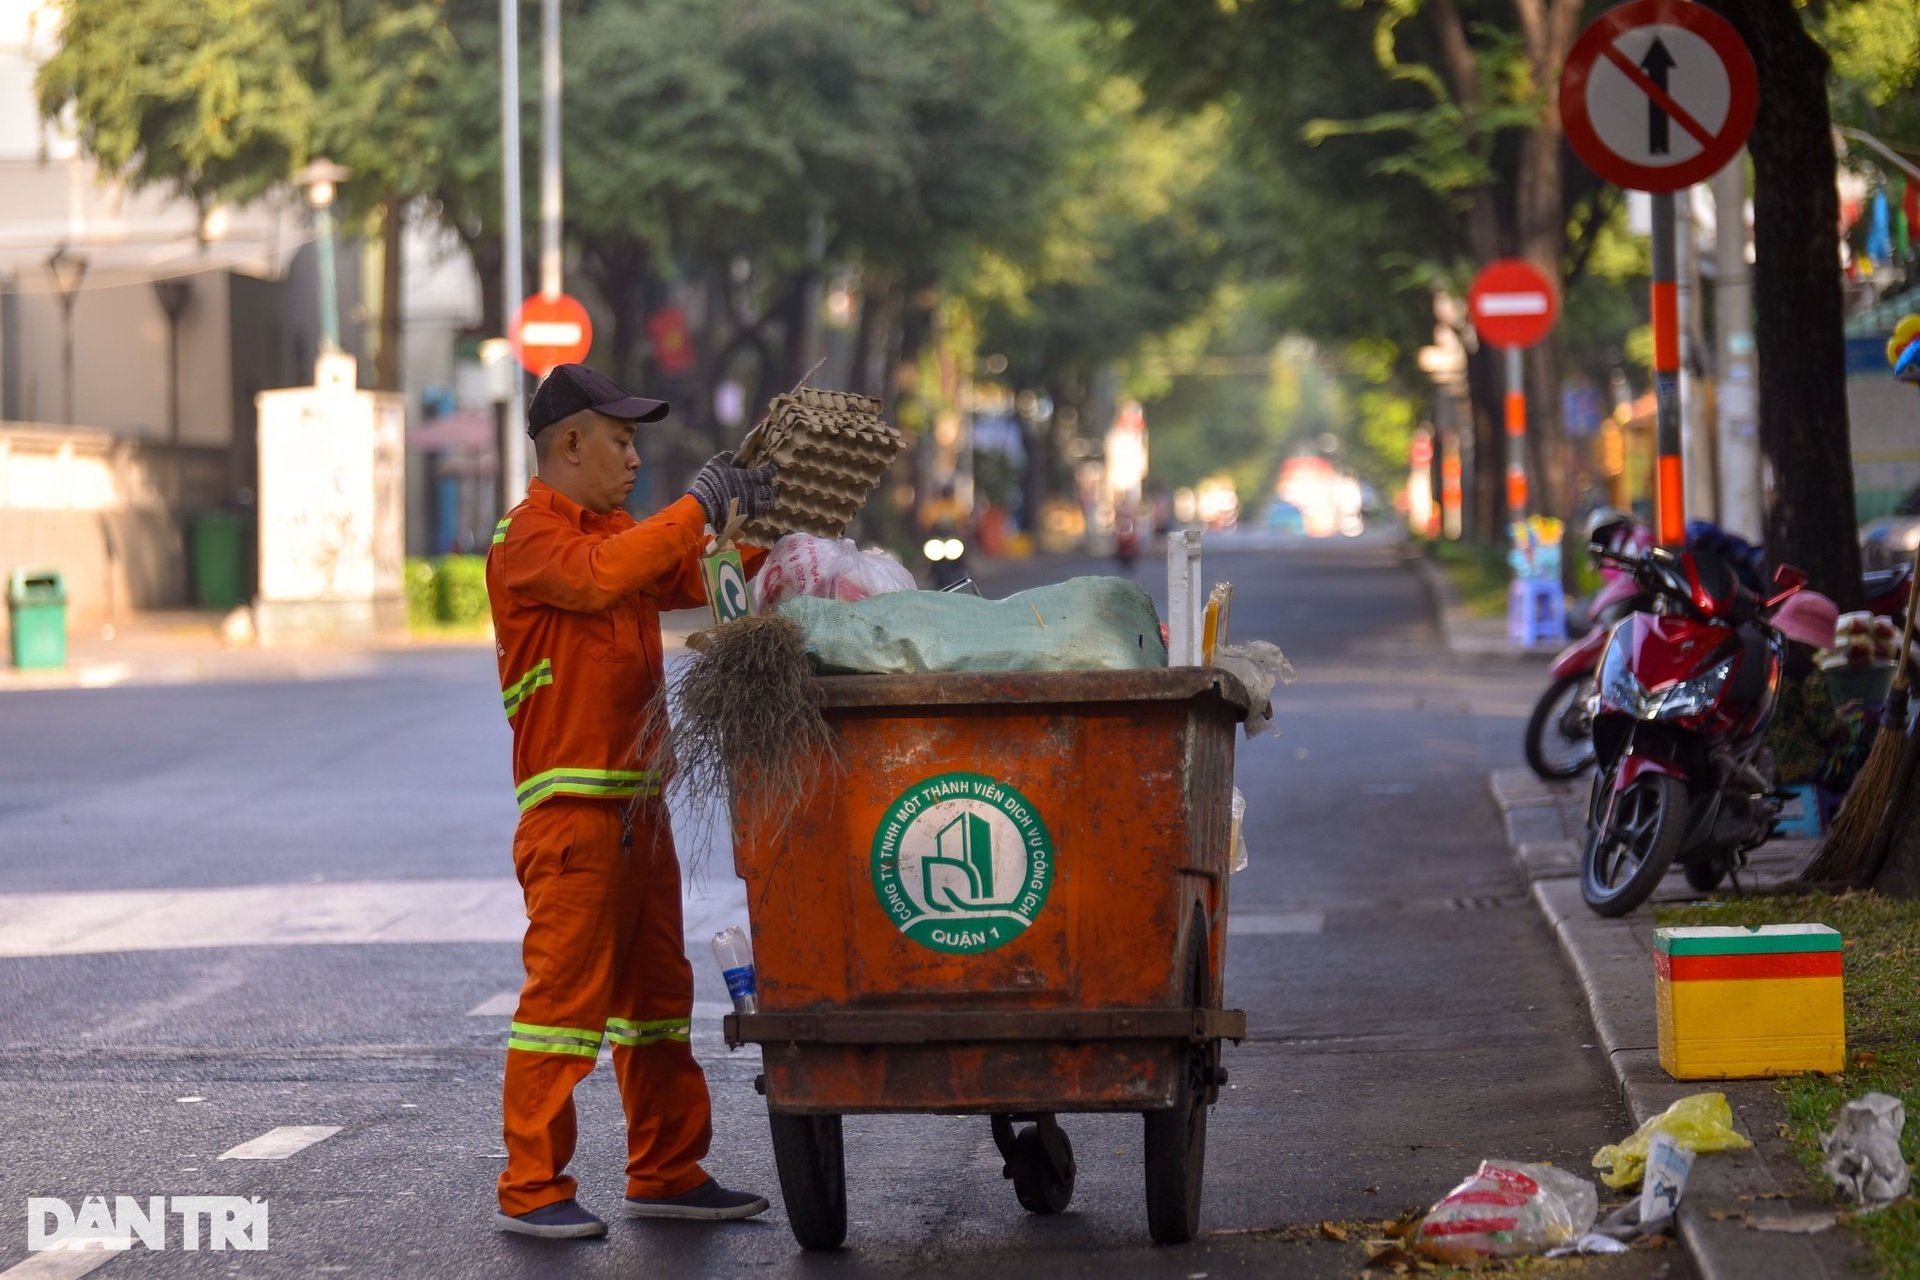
left=1763, top=563, right=1809, bottom=609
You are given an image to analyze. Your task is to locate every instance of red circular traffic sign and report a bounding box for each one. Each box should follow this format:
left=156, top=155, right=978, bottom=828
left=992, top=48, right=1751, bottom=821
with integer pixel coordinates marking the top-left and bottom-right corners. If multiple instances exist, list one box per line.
left=1468, top=260, right=1559, bottom=350
left=510, top=292, right=593, bottom=375
left=1560, top=0, right=1757, bottom=193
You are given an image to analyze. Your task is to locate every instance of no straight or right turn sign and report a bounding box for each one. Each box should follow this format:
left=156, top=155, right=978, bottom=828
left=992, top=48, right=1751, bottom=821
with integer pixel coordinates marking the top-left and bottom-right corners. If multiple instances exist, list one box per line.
left=1559, top=0, right=1757, bottom=193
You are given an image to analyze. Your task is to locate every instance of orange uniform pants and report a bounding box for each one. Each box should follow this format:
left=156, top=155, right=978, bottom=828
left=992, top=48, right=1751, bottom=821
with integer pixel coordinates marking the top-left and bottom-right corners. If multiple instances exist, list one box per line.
left=497, top=798, right=713, bottom=1215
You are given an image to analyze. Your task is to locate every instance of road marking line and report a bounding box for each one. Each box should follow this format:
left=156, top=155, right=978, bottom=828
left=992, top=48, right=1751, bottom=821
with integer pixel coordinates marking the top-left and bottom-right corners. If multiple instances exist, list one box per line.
left=0, top=1244, right=120, bottom=1279
left=1227, top=911, right=1325, bottom=936
left=0, top=878, right=750, bottom=958
left=218, top=1125, right=341, bottom=1161
left=466, top=991, right=520, bottom=1017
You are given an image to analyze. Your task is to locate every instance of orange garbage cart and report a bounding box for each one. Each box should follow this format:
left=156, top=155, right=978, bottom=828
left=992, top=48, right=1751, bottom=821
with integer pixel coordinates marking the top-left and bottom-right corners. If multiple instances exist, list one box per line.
left=724, top=667, right=1252, bottom=1250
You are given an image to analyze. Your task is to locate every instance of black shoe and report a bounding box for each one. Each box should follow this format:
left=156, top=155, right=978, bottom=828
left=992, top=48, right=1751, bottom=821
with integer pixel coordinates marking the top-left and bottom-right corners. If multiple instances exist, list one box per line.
left=622, top=1179, right=770, bottom=1221
left=494, top=1198, right=608, bottom=1238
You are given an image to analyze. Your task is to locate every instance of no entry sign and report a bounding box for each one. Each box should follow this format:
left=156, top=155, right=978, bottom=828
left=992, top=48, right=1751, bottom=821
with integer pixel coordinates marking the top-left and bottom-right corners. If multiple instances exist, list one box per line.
left=1468, top=260, right=1558, bottom=350
left=1560, top=0, right=1757, bottom=193
left=510, top=292, right=593, bottom=376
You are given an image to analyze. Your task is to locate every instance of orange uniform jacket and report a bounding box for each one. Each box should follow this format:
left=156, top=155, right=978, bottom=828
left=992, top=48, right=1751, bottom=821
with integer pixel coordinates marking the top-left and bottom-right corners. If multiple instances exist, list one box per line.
left=487, top=479, right=747, bottom=810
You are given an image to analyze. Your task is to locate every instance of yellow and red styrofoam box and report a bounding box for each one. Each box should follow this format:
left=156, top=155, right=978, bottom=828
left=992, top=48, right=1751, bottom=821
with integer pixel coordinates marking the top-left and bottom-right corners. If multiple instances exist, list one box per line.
left=1654, top=924, right=1844, bottom=1079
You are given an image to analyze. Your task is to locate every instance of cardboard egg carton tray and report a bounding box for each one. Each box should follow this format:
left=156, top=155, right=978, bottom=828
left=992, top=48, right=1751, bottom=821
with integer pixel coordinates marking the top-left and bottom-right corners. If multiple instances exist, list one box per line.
left=734, top=387, right=906, bottom=545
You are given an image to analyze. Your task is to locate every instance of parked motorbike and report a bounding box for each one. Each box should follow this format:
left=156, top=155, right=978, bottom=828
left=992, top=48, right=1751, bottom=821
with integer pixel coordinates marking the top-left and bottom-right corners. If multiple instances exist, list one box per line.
left=923, top=531, right=972, bottom=591
left=1524, top=512, right=1912, bottom=782
left=1578, top=544, right=1809, bottom=917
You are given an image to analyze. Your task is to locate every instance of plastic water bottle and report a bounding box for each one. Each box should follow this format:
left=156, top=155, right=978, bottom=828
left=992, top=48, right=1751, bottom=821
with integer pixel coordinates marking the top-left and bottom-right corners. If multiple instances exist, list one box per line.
left=711, top=926, right=758, bottom=1015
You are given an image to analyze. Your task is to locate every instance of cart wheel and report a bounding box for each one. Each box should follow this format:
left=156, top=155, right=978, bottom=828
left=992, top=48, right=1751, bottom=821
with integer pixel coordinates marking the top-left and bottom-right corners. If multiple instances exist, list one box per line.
left=1144, top=909, right=1211, bottom=1245
left=1010, top=1122, right=1076, bottom=1214
left=768, top=1111, right=846, bottom=1251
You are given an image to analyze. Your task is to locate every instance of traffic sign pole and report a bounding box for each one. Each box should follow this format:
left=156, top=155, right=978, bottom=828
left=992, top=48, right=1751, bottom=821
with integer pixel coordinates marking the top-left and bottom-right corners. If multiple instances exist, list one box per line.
left=1651, top=191, right=1685, bottom=545
left=1505, top=347, right=1528, bottom=522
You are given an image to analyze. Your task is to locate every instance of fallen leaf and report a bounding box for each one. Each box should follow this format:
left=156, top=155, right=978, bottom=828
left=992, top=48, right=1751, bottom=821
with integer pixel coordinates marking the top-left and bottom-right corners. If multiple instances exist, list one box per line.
left=1363, top=1184, right=1380, bottom=1195
left=1321, top=1221, right=1350, bottom=1242
left=1709, top=1210, right=1745, bottom=1222
left=1852, top=1051, right=1880, bottom=1068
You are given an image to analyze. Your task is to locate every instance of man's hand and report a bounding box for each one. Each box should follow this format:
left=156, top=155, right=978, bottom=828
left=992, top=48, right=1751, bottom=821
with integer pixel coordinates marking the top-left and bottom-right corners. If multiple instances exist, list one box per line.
left=687, top=451, right=777, bottom=527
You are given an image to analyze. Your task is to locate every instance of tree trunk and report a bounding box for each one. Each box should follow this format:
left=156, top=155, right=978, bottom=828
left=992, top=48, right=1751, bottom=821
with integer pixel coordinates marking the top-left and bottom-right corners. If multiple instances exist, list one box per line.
left=375, top=200, right=405, bottom=393
left=1706, top=0, right=1861, bottom=608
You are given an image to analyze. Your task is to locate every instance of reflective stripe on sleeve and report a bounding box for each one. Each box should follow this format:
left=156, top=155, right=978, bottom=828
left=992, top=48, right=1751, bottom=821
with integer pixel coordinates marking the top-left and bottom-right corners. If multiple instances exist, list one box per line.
left=492, top=517, right=513, bottom=545
left=502, top=659, right=554, bottom=719
left=516, top=768, right=661, bottom=812
left=605, top=1016, right=691, bottom=1047
left=507, top=1021, right=603, bottom=1057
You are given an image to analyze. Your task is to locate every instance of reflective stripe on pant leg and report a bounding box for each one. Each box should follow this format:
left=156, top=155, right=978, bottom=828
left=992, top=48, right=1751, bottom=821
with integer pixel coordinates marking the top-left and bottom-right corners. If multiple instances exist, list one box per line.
left=605, top=1016, right=690, bottom=1047
left=611, top=810, right=713, bottom=1201
left=509, top=1021, right=603, bottom=1057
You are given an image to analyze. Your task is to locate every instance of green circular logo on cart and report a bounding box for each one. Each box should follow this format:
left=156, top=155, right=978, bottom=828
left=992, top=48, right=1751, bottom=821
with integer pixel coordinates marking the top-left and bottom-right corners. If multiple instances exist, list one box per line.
left=870, top=771, right=1055, bottom=955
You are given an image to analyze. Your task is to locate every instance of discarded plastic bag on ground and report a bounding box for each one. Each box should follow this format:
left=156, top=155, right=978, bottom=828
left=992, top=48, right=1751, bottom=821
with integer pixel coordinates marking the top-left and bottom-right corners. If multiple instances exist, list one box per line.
left=1414, top=1159, right=1599, bottom=1262
left=1591, top=1092, right=1751, bottom=1189
left=751, top=534, right=916, bottom=612
left=1822, top=1091, right=1910, bottom=1207
left=1213, top=639, right=1296, bottom=738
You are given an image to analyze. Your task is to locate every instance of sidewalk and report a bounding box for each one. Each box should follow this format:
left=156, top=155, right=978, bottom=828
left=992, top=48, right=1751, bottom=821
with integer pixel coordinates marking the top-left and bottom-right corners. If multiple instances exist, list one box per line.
left=1488, top=767, right=1864, bottom=1279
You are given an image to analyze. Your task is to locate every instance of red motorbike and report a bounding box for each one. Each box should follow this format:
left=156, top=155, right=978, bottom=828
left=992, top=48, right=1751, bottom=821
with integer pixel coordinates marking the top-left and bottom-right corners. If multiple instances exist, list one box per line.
left=1578, top=546, right=1809, bottom=916
left=1527, top=558, right=1910, bottom=782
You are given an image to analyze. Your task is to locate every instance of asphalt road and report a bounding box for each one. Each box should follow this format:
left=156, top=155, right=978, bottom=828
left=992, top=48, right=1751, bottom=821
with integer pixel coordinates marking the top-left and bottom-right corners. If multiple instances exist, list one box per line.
left=0, top=535, right=1689, bottom=1278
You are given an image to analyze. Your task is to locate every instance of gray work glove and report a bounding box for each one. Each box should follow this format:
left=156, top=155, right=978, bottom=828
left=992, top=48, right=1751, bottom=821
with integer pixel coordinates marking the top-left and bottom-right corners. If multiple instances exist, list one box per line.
left=687, top=451, right=777, bottom=527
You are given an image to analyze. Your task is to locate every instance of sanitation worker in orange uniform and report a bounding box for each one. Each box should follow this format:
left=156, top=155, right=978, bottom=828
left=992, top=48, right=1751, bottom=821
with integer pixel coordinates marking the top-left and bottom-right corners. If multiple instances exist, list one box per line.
left=487, top=363, right=776, bottom=1239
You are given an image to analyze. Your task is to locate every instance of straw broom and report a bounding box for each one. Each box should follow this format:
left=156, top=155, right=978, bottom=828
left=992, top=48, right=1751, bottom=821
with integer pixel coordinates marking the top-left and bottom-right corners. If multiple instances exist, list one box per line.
left=1802, top=545, right=1920, bottom=884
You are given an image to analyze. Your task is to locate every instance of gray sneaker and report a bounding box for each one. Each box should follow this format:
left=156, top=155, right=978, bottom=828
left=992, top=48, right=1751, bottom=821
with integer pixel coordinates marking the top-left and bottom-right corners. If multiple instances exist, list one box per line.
left=622, top=1179, right=770, bottom=1221
left=493, top=1198, right=608, bottom=1239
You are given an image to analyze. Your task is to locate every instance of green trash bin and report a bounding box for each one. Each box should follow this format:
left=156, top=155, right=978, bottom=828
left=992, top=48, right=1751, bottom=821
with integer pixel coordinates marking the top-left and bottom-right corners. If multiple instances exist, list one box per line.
left=189, top=511, right=246, bottom=610
left=8, top=569, right=67, bottom=670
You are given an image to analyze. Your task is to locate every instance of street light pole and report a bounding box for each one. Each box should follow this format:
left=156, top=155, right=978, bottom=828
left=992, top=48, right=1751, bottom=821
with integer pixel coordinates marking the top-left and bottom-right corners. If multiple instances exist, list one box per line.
left=539, top=0, right=562, bottom=300
left=45, top=246, right=87, bottom=426
left=294, top=159, right=352, bottom=361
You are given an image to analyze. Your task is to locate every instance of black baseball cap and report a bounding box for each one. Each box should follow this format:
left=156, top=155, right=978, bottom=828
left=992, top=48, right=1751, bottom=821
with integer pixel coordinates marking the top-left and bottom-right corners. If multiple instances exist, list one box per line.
left=526, top=363, right=669, bottom=437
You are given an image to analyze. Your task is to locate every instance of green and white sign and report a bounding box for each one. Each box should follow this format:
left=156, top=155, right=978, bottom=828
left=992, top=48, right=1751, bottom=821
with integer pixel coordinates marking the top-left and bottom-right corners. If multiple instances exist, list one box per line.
left=870, top=771, right=1055, bottom=954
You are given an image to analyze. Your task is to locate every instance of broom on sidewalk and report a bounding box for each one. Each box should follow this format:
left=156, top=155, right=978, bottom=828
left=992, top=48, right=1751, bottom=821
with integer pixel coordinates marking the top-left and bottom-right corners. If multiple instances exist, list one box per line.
left=1802, top=545, right=1920, bottom=885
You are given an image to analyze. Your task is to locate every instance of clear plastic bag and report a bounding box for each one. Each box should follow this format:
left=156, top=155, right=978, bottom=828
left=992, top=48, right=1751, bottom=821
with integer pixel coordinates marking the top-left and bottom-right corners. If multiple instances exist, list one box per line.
left=1229, top=788, right=1248, bottom=873
left=1415, top=1159, right=1599, bottom=1263
left=752, top=534, right=915, bottom=611
left=1591, top=1092, right=1751, bottom=1189
left=1213, top=640, right=1296, bottom=739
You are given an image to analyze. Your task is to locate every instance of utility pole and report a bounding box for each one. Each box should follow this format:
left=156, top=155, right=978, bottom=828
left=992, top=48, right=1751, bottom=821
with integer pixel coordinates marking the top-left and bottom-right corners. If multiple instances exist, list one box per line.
left=1713, top=156, right=1762, bottom=541
left=499, top=0, right=528, bottom=503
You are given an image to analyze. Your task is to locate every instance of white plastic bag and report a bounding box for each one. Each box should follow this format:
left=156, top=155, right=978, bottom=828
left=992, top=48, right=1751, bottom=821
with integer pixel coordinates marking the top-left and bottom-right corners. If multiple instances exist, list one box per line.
left=752, top=534, right=915, bottom=612
left=1213, top=640, right=1296, bottom=739
left=1823, top=1092, right=1910, bottom=1207
left=1415, top=1159, right=1599, bottom=1263
left=1229, top=788, right=1248, bottom=874
left=833, top=545, right=917, bottom=602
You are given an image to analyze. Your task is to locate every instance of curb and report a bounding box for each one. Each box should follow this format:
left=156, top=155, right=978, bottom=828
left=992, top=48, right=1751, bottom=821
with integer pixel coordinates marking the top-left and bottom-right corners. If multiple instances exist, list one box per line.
left=1487, top=768, right=1858, bottom=1279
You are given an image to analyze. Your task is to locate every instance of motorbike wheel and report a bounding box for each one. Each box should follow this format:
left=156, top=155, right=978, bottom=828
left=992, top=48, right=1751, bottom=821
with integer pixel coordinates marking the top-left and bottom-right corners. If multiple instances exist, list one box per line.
left=1581, top=772, right=1688, bottom=917
left=1524, top=675, right=1597, bottom=781
left=1683, top=861, right=1728, bottom=893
